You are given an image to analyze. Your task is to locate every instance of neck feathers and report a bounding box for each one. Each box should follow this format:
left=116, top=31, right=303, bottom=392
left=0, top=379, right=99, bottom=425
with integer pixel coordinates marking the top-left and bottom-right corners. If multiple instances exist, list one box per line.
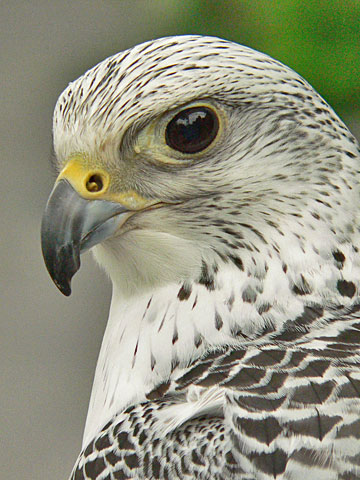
left=83, top=228, right=360, bottom=446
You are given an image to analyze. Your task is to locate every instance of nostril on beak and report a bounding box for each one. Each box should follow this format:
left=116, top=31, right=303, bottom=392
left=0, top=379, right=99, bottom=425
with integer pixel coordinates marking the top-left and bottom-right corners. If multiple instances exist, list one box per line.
left=86, top=174, right=104, bottom=193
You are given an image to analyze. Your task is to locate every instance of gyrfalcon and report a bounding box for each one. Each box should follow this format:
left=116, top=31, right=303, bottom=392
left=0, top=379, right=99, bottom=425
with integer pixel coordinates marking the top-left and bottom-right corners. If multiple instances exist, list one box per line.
left=41, top=36, right=360, bottom=479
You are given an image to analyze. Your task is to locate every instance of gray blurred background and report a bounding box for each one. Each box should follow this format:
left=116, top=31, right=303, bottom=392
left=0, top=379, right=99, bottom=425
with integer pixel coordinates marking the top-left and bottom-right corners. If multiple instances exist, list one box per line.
left=1, top=1, right=359, bottom=478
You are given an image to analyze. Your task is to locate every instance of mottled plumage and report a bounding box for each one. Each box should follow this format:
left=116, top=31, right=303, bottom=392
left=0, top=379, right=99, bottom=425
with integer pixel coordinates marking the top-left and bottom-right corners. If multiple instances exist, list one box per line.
left=42, top=36, right=360, bottom=479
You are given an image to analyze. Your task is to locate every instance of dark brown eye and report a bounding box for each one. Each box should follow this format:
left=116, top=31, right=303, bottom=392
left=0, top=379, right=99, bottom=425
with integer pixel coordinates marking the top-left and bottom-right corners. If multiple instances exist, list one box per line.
left=165, top=106, right=219, bottom=154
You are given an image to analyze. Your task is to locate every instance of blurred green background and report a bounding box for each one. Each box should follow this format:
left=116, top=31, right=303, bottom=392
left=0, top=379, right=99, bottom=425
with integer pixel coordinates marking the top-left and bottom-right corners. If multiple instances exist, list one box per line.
left=1, top=1, right=359, bottom=479
left=171, top=0, right=360, bottom=119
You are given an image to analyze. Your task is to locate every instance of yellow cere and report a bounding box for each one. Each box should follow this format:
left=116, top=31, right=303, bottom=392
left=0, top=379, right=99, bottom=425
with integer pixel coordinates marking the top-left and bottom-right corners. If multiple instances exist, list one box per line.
left=57, top=156, right=154, bottom=210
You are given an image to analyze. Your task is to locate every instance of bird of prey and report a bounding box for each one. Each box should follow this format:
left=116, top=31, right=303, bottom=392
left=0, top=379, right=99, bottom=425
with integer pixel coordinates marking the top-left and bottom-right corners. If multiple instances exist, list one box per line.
left=41, top=36, right=360, bottom=479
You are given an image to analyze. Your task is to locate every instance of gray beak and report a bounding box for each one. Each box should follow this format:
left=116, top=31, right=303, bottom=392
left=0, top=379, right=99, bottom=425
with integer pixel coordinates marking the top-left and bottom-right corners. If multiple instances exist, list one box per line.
left=41, top=179, right=128, bottom=296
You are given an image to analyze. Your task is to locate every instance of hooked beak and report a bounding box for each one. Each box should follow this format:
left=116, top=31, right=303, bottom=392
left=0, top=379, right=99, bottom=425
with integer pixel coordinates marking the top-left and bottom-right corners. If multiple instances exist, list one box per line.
left=41, top=179, right=130, bottom=296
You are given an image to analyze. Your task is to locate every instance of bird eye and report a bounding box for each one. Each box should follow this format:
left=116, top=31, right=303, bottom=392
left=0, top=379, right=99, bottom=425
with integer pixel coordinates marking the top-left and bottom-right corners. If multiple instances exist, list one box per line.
left=165, top=106, right=219, bottom=154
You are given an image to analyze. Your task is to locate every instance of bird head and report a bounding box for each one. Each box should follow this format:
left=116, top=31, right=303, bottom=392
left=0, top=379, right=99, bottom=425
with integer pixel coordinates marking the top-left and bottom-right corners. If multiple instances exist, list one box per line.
left=41, top=36, right=360, bottom=302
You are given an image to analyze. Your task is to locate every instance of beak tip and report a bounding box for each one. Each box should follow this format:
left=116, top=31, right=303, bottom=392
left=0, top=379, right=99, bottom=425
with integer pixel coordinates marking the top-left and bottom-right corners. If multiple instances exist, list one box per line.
left=41, top=239, right=79, bottom=297
left=53, top=276, right=72, bottom=296
left=59, top=284, right=72, bottom=297
left=42, top=255, right=75, bottom=296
